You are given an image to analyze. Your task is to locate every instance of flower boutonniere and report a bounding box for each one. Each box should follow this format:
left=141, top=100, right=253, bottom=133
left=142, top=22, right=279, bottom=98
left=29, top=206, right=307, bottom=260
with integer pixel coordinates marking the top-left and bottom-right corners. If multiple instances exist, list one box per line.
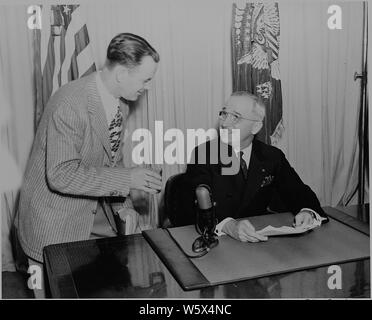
left=260, top=174, right=274, bottom=187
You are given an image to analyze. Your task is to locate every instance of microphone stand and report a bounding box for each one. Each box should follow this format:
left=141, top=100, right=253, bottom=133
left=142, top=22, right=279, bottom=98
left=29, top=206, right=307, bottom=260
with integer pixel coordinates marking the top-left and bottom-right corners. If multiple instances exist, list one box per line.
left=192, top=202, right=219, bottom=254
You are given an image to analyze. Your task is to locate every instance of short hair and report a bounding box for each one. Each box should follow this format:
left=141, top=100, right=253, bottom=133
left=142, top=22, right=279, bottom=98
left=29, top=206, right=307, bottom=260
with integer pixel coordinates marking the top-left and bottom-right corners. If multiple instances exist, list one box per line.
left=231, top=91, right=266, bottom=120
left=106, top=33, right=160, bottom=69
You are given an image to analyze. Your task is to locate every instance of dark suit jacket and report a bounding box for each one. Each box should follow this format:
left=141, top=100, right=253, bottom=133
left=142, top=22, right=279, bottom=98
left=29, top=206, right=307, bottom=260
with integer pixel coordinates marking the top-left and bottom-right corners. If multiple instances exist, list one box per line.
left=183, top=138, right=328, bottom=226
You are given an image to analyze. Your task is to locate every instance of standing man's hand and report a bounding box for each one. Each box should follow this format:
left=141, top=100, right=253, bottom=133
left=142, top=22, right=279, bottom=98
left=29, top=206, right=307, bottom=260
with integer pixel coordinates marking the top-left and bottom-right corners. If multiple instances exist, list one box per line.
left=222, top=219, right=268, bottom=242
left=130, top=167, right=162, bottom=194
left=294, top=210, right=314, bottom=229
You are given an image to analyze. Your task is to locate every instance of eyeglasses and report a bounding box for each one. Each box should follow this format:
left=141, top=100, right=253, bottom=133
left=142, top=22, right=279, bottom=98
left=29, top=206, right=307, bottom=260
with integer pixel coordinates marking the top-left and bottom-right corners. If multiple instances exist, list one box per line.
left=218, top=110, right=262, bottom=124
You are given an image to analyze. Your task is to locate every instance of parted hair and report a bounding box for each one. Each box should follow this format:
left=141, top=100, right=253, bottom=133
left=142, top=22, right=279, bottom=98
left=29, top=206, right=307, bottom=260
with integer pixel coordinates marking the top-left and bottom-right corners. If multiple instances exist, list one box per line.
left=106, top=33, right=160, bottom=69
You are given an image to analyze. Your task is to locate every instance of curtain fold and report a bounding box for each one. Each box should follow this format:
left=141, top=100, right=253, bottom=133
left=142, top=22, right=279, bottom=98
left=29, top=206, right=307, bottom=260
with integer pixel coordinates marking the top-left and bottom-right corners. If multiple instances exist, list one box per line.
left=279, top=1, right=364, bottom=206
left=1, top=5, right=34, bottom=271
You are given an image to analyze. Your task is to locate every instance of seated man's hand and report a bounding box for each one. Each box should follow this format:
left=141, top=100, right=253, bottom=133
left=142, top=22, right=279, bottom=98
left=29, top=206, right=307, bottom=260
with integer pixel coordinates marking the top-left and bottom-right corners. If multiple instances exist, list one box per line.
left=222, top=219, right=268, bottom=242
left=294, top=210, right=314, bottom=228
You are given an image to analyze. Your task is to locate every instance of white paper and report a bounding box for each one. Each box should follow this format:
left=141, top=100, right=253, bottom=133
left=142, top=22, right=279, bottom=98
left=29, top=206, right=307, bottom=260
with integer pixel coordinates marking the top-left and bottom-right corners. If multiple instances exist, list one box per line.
left=256, top=224, right=317, bottom=237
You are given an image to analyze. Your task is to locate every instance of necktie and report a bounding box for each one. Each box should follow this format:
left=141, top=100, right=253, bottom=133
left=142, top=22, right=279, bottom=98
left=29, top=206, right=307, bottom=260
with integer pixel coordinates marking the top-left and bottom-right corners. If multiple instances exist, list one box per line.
left=108, top=106, right=123, bottom=159
left=239, top=151, right=248, bottom=180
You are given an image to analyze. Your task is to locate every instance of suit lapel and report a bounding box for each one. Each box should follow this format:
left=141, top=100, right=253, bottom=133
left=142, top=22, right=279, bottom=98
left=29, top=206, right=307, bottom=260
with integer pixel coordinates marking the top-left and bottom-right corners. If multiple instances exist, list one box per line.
left=86, top=73, right=112, bottom=163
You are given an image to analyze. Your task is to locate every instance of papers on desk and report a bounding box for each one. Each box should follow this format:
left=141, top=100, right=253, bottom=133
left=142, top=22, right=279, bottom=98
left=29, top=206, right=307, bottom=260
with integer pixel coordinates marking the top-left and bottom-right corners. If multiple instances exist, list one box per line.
left=256, top=224, right=318, bottom=237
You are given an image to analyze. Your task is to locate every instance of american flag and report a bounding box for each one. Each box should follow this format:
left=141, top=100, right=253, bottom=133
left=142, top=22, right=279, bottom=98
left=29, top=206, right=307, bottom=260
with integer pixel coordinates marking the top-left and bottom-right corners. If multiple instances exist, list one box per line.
left=34, top=4, right=96, bottom=130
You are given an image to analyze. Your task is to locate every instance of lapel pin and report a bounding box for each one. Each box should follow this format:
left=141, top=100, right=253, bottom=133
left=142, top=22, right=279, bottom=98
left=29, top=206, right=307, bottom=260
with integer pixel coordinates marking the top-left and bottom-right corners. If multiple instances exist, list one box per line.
left=261, top=174, right=274, bottom=187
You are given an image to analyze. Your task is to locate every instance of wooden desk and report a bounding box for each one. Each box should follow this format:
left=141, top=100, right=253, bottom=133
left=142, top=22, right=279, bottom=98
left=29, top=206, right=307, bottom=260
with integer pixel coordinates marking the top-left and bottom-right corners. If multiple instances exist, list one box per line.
left=335, top=203, right=369, bottom=223
left=44, top=206, right=370, bottom=298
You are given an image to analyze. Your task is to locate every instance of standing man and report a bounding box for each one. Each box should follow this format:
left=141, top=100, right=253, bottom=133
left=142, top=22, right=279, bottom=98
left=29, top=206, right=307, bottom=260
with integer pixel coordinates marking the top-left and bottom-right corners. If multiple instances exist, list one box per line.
left=15, top=33, right=162, bottom=288
left=186, top=91, right=328, bottom=242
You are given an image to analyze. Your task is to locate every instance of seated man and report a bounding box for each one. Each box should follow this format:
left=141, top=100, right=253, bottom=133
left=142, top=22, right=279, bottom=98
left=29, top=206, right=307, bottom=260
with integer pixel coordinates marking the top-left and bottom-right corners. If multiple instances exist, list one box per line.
left=186, top=91, right=328, bottom=242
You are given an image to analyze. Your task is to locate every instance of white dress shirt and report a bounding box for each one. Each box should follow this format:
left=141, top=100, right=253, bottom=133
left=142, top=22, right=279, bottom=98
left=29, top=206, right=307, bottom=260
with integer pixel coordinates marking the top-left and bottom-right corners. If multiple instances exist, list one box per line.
left=96, top=71, right=120, bottom=126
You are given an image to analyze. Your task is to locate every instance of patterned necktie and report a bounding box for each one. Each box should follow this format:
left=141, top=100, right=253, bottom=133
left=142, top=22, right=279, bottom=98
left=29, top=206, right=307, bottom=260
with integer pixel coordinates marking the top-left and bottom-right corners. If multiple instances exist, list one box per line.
left=108, top=106, right=123, bottom=159
left=239, top=151, right=248, bottom=180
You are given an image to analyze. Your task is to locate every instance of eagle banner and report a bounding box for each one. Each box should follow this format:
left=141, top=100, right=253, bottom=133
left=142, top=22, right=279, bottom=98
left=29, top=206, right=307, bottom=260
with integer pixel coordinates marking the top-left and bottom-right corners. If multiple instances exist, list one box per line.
left=34, top=4, right=96, bottom=130
left=231, top=2, right=283, bottom=145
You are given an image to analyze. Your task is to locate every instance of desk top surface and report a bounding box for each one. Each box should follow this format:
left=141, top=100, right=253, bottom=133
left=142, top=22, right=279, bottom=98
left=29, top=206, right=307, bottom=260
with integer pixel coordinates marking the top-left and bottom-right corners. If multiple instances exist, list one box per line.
left=44, top=205, right=370, bottom=298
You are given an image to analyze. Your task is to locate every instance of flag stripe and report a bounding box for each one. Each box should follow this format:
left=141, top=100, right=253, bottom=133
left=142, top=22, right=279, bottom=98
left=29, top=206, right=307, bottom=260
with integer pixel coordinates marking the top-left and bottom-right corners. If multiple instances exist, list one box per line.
left=75, top=25, right=90, bottom=55
left=40, top=6, right=51, bottom=71
left=42, top=36, right=55, bottom=107
left=266, top=32, right=279, bottom=53
left=60, top=6, right=85, bottom=84
left=52, top=35, right=61, bottom=95
left=77, top=44, right=95, bottom=77
left=266, top=36, right=278, bottom=53
left=70, top=49, right=79, bottom=80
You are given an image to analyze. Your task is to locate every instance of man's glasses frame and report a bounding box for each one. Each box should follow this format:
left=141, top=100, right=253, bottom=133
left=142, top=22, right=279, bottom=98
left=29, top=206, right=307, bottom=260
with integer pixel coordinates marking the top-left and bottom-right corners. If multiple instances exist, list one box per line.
left=218, top=109, right=262, bottom=124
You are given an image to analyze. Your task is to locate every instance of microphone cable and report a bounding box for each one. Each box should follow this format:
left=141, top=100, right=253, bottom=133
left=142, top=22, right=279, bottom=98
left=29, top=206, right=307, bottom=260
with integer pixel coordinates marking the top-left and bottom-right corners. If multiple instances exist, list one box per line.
left=163, top=227, right=210, bottom=259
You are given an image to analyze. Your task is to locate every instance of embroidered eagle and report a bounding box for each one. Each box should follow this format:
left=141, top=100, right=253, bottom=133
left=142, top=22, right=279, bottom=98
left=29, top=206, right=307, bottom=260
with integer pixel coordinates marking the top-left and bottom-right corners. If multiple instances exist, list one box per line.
left=237, top=3, right=280, bottom=79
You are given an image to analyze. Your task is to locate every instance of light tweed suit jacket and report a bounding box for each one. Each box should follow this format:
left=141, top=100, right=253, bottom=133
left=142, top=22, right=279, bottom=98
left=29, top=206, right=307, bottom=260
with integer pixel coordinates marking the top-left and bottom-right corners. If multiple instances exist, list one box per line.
left=16, top=72, right=133, bottom=262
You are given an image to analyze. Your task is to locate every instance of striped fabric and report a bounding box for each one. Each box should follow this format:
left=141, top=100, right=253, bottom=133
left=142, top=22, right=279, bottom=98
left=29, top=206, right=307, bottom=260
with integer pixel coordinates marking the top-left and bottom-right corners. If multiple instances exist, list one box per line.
left=16, top=73, right=132, bottom=262
left=35, top=4, right=96, bottom=130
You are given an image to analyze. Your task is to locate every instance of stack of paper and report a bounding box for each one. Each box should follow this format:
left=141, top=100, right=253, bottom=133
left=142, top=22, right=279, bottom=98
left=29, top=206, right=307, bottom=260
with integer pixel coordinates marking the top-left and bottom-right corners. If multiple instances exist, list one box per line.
left=256, top=224, right=317, bottom=237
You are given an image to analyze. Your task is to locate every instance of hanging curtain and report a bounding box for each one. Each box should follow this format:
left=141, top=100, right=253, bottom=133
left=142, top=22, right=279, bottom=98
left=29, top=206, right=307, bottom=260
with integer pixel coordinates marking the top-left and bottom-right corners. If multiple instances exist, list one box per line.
left=1, top=5, right=35, bottom=272
left=356, top=1, right=368, bottom=206
left=1, top=67, right=22, bottom=272
left=279, top=1, right=365, bottom=206
left=231, top=2, right=284, bottom=145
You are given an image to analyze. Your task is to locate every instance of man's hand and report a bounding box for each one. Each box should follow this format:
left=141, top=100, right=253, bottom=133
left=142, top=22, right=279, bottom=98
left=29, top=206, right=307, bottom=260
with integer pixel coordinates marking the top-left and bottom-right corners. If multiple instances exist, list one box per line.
left=130, top=167, right=162, bottom=194
left=222, top=219, right=268, bottom=242
left=294, top=210, right=314, bottom=228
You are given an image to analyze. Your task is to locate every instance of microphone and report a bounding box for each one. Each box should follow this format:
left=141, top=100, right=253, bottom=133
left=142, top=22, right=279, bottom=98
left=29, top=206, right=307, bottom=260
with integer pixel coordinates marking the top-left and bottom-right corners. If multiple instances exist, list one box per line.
left=192, top=184, right=219, bottom=253
left=195, top=185, right=213, bottom=209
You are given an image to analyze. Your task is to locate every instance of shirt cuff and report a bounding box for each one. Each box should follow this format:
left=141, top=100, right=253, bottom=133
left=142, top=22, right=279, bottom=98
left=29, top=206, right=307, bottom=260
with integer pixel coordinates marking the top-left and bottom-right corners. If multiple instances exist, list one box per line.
left=300, top=208, right=327, bottom=226
left=215, top=217, right=235, bottom=236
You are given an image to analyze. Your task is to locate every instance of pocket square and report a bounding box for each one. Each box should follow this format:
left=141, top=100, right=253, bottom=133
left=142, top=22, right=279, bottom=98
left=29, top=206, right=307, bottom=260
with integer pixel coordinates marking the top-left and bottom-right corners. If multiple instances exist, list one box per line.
left=260, top=175, right=274, bottom=187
